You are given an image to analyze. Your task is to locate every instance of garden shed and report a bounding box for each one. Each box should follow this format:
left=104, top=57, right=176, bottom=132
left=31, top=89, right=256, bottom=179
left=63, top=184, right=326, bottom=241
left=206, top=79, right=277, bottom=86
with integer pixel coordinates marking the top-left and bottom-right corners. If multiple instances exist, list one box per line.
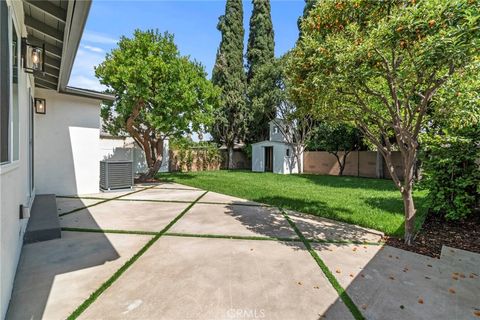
left=251, top=120, right=302, bottom=174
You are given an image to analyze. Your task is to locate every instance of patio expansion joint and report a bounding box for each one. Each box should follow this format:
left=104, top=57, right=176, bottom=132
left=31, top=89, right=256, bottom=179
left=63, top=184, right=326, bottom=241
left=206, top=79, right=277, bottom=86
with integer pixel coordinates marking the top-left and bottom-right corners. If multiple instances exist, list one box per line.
left=67, top=190, right=208, bottom=320
left=58, top=186, right=157, bottom=217
left=280, top=208, right=366, bottom=320
left=61, top=227, right=382, bottom=246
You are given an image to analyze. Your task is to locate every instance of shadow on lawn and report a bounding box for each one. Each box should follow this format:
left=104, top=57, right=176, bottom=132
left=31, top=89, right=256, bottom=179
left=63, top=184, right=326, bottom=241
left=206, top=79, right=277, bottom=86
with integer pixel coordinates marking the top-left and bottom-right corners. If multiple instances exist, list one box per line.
left=224, top=197, right=384, bottom=251
left=296, top=173, right=398, bottom=191
left=251, top=195, right=380, bottom=232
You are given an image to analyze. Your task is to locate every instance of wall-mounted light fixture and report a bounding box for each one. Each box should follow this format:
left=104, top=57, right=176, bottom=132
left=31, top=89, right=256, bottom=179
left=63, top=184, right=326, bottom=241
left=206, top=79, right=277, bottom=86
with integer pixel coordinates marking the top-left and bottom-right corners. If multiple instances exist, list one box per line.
left=21, top=38, right=45, bottom=74
left=34, top=98, right=46, bottom=114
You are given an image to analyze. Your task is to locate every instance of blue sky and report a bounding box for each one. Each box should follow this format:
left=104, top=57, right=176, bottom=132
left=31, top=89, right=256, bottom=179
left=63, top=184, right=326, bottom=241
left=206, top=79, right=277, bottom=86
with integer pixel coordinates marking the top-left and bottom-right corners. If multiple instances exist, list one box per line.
left=69, top=0, right=305, bottom=91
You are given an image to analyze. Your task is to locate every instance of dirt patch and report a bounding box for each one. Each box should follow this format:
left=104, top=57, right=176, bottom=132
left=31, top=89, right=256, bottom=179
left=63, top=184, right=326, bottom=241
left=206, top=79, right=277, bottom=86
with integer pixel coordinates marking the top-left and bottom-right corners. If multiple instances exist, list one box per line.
left=385, top=212, right=480, bottom=258
left=134, top=178, right=161, bottom=184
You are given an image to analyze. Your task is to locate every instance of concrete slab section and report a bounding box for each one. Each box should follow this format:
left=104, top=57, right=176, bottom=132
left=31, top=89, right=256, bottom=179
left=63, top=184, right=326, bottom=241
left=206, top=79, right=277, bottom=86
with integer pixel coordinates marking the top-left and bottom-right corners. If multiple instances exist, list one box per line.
left=170, top=203, right=298, bottom=238
left=122, top=188, right=204, bottom=202
left=441, top=246, right=480, bottom=276
left=199, top=191, right=263, bottom=206
left=75, top=188, right=138, bottom=199
left=6, top=231, right=152, bottom=320
left=56, top=197, right=105, bottom=215
left=287, top=210, right=384, bottom=243
left=79, top=237, right=353, bottom=320
left=152, top=182, right=200, bottom=190
left=315, top=243, right=480, bottom=320
left=60, top=200, right=190, bottom=232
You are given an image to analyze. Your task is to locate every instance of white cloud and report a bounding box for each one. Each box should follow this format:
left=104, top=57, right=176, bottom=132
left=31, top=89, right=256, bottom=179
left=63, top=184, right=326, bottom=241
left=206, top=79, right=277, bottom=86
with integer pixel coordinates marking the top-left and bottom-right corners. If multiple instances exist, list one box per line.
left=69, top=75, right=106, bottom=92
left=74, top=48, right=104, bottom=71
left=82, top=30, right=118, bottom=45
left=68, top=48, right=106, bottom=91
left=83, top=45, right=104, bottom=53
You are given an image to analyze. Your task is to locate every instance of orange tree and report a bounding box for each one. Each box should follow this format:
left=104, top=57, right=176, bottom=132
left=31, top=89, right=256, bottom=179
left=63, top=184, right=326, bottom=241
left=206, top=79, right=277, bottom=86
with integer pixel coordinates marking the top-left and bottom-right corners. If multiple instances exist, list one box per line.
left=287, top=0, right=480, bottom=244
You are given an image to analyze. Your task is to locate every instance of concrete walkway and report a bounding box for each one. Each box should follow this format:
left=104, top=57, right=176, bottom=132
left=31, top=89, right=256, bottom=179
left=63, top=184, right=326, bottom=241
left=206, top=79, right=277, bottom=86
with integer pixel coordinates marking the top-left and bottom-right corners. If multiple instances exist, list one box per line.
left=6, top=183, right=480, bottom=320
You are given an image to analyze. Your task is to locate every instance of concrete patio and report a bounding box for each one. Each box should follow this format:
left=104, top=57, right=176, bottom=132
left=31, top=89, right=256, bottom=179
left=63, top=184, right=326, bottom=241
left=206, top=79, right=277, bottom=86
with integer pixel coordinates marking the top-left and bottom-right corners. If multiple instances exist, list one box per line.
left=6, top=183, right=480, bottom=320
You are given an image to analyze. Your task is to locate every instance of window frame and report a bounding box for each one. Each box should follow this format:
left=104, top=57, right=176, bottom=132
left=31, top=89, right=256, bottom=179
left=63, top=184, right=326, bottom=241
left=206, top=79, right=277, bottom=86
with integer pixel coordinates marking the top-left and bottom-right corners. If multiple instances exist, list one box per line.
left=1, top=2, right=21, bottom=165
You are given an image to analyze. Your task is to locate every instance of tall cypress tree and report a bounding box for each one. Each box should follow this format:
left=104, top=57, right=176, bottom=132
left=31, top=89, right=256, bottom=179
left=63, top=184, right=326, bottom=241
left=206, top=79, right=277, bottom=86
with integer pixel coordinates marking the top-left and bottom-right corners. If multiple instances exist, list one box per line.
left=246, top=0, right=275, bottom=143
left=297, top=0, right=316, bottom=35
left=211, top=0, right=248, bottom=169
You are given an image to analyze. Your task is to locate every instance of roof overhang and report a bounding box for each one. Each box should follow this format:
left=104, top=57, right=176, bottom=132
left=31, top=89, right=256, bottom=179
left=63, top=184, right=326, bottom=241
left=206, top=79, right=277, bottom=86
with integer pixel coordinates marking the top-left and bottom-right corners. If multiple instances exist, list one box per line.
left=23, top=0, right=114, bottom=101
left=63, top=86, right=114, bottom=101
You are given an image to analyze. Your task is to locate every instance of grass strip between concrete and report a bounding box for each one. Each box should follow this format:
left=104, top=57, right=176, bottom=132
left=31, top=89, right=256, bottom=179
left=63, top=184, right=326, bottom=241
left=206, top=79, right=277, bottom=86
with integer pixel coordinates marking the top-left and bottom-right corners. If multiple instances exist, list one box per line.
left=280, top=208, right=366, bottom=320
left=165, top=232, right=298, bottom=242
left=67, top=191, right=208, bottom=320
left=103, top=197, right=270, bottom=208
left=61, top=227, right=157, bottom=236
left=58, top=186, right=156, bottom=217
left=61, top=227, right=382, bottom=246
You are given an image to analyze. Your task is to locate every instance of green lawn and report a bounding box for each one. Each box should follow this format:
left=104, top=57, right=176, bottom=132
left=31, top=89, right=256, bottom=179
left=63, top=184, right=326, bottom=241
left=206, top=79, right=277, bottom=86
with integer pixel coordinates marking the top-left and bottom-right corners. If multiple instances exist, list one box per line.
left=157, top=170, right=428, bottom=237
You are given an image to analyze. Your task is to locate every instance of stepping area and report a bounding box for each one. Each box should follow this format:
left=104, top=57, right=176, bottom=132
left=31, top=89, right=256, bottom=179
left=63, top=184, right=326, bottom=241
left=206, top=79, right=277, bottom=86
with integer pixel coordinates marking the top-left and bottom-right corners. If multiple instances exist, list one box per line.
left=7, top=183, right=479, bottom=320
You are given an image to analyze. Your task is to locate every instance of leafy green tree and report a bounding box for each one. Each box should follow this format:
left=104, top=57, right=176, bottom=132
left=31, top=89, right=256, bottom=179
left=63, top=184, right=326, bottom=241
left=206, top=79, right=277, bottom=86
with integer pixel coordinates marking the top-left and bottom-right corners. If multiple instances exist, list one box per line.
left=245, top=0, right=276, bottom=143
left=96, top=30, right=219, bottom=181
left=212, top=0, right=249, bottom=169
left=420, top=60, right=480, bottom=220
left=297, top=0, right=317, bottom=35
left=308, top=123, right=364, bottom=176
left=288, top=0, right=480, bottom=244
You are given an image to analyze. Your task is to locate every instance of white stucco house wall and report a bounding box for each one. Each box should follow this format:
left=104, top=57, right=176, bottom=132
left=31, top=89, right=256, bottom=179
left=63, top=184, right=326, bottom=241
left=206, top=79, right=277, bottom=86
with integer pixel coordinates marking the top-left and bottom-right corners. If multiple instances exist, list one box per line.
left=0, top=0, right=113, bottom=317
left=251, top=120, right=302, bottom=174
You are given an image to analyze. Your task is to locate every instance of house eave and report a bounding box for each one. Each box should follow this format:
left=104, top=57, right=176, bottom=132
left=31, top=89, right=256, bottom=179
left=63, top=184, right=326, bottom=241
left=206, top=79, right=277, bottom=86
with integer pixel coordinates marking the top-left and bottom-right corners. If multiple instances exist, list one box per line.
left=62, top=86, right=115, bottom=101
left=57, top=0, right=92, bottom=92
left=23, top=0, right=94, bottom=93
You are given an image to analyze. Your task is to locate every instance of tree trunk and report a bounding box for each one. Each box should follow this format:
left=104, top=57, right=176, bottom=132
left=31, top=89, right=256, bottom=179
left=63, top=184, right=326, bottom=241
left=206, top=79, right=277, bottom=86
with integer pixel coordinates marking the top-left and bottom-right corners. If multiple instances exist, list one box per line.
left=376, top=137, right=385, bottom=179
left=333, top=151, right=350, bottom=176
left=228, top=146, right=234, bottom=169
left=138, top=138, right=164, bottom=182
left=296, top=154, right=303, bottom=173
left=139, top=157, right=163, bottom=181
left=402, top=187, right=416, bottom=245
left=296, top=145, right=304, bottom=174
left=339, top=151, right=350, bottom=176
left=376, top=149, right=385, bottom=179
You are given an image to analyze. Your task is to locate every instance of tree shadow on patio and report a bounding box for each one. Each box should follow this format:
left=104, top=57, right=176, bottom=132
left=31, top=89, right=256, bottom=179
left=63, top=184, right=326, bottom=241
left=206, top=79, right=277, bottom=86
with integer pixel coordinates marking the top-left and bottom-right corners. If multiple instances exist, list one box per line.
left=6, top=198, right=124, bottom=320
left=225, top=196, right=383, bottom=252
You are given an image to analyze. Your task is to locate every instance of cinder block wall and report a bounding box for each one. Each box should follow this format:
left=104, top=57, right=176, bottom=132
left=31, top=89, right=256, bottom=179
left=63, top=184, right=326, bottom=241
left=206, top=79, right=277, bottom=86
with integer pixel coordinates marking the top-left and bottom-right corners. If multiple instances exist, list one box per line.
left=303, top=151, right=404, bottom=180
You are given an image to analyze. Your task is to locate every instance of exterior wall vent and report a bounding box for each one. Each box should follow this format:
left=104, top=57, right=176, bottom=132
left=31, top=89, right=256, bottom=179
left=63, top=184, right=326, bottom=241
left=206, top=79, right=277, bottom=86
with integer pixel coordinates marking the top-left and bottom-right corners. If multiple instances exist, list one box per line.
left=100, top=160, right=133, bottom=191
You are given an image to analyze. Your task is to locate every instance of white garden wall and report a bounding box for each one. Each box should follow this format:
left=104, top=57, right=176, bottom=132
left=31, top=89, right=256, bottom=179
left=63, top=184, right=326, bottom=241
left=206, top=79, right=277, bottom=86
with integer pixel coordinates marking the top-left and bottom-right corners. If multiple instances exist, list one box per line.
left=100, top=136, right=169, bottom=175
left=34, top=88, right=101, bottom=195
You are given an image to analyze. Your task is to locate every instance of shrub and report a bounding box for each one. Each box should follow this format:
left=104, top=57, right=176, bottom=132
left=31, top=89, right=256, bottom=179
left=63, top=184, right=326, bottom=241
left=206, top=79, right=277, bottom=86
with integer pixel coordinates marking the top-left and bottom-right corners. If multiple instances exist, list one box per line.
left=170, top=137, right=220, bottom=172
left=420, top=127, right=480, bottom=220
left=420, top=61, right=480, bottom=220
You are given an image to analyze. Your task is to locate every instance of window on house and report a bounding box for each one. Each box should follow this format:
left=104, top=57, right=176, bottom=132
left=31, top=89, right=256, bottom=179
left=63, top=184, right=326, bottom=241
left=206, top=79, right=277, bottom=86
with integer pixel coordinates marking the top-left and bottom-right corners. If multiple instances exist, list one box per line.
left=273, top=126, right=279, bottom=134
left=12, top=23, right=19, bottom=161
left=286, top=149, right=290, bottom=157
left=0, top=0, right=10, bottom=164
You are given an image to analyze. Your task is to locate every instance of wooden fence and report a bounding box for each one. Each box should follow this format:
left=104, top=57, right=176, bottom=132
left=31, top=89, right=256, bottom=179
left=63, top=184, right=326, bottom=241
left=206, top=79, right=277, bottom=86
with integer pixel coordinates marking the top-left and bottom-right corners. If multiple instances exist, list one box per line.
left=303, top=151, right=404, bottom=179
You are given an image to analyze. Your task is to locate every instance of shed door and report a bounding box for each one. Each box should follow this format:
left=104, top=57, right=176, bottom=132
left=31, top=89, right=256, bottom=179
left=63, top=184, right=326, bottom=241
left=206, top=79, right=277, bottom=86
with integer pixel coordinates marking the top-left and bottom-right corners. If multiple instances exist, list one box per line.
left=264, top=146, right=273, bottom=172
